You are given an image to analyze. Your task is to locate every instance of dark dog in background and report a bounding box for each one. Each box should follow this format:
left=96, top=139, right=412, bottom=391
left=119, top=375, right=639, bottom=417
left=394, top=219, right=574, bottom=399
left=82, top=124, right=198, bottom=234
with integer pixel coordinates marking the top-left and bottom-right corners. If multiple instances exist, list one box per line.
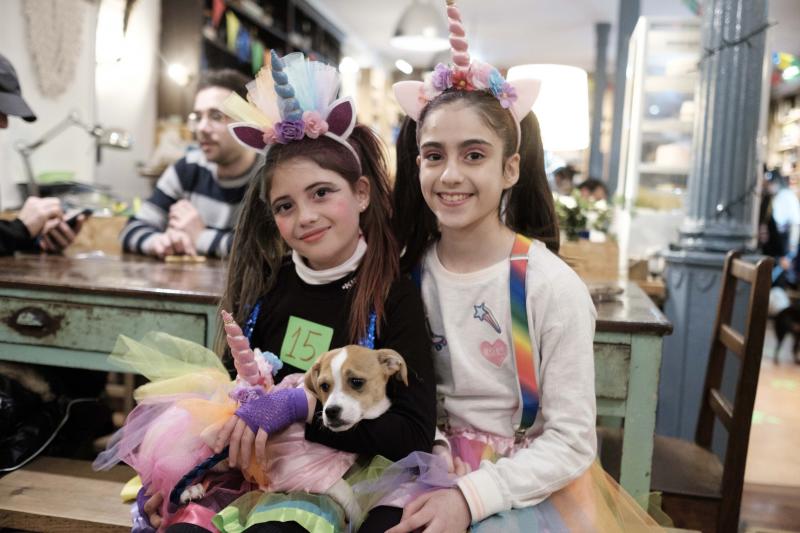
left=773, top=303, right=800, bottom=364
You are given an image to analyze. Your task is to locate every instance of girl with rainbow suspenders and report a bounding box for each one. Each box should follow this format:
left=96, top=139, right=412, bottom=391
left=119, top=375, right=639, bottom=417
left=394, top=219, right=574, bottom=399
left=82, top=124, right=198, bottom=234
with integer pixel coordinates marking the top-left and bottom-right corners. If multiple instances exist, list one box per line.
left=380, top=1, right=662, bottom=531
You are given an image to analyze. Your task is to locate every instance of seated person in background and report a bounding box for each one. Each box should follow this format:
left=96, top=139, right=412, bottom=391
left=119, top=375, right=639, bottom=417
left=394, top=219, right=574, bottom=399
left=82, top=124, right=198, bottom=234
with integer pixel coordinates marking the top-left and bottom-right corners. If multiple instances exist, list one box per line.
left=577, top=177, right=609, bottom=202
left=553, top=164, right=578, bottom=196
left=759, top=167, right=800, bottom=285
left=120, top=69, right=264, bottom=259
left=0, top=53, right=84, bottom=255
left=0, top=197, right=86, bottom=255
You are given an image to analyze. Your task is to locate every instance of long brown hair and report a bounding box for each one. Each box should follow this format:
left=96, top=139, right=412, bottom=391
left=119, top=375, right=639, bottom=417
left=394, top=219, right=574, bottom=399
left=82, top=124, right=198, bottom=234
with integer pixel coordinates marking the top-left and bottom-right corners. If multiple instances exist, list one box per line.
left=218, top=125, right=399, bottom=352
left=393, top=90, right=559, bottom=273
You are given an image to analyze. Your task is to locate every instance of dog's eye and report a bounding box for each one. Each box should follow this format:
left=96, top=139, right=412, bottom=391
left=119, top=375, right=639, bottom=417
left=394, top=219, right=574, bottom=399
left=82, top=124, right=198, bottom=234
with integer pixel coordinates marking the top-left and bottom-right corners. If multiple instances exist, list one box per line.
left=319, top=382, right=330, bottom=393
left=349, top=377, right=365, bottom=390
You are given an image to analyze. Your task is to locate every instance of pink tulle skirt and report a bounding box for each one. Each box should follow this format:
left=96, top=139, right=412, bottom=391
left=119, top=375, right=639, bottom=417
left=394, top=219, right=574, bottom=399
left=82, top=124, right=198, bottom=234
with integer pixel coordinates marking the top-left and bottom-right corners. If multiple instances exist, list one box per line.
left=93, top=333, right=356, bottom=530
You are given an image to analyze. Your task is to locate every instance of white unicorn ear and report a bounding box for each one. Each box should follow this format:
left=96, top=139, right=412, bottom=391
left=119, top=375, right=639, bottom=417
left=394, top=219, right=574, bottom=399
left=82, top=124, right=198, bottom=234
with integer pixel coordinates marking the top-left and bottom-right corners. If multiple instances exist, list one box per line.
left=508, top=78, right=541, bottom=121
left=325, top=96, right=356, bottom=138
left=392, top=81, right=426, bottom=121
left=228, top=122, right=268, bottom=152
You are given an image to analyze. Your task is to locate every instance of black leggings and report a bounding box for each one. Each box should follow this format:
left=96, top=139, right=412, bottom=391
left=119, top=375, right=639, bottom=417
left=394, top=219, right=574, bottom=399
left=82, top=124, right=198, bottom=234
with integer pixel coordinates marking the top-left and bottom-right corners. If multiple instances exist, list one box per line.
left=165, top=505, right=402, bottom=532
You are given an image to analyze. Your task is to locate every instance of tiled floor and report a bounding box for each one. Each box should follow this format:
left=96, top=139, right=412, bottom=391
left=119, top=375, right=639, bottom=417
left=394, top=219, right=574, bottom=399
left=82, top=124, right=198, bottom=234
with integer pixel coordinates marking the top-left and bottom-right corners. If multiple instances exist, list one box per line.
left=739, top=323, right=800, bottom=532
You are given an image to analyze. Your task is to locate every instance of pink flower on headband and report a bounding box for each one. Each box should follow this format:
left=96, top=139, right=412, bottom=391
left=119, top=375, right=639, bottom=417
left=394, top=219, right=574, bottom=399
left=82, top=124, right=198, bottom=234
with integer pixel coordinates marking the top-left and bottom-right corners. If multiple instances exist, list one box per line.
left=302, top=111, right=329, bottom=139
left=275, top=119, right=305, bottom=144
left=497, top=82, right=518, bottom=109
left=262, top=128, right=279, bottom=145
left=469, top=62, right=493, bottom=91
left=452, top=70, right=474, bottom=91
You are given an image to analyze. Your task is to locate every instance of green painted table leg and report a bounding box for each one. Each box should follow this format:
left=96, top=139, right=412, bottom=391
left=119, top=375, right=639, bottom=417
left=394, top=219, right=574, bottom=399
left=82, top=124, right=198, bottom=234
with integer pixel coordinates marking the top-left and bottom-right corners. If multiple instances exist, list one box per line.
left=619, top=334, right=663, bottom=508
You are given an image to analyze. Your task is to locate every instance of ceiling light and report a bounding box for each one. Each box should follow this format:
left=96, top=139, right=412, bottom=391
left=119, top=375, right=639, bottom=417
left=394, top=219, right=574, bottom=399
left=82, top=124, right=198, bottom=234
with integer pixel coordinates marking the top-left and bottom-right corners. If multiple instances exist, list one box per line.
left=339, top=56, right=360, bottom=74
left=167, top=63, right=190, bottom=86
left=395, top=59, right=413, bottom=74
left=390, top=0, right=449, bottom=52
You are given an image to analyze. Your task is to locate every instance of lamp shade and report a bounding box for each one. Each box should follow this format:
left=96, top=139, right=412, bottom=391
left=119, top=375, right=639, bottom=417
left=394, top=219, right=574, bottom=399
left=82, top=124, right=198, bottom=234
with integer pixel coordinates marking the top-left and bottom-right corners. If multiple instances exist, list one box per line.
left=507, top=64, right=590, bottom=152
left=391, top=0, right=449, bottom=52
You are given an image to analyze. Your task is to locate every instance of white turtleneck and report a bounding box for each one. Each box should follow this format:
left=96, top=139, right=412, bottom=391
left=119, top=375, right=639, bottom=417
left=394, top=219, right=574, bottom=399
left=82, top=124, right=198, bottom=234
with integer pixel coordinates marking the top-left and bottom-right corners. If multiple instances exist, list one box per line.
left=291, top=237, right=367, bottom=285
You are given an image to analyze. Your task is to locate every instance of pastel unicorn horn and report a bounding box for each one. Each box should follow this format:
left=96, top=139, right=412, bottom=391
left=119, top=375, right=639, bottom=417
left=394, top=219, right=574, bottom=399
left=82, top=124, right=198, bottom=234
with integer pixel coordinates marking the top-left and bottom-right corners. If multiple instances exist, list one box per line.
left=446, top=0, right=470, bottom=69
left=270, top=50, right=303, bottom=121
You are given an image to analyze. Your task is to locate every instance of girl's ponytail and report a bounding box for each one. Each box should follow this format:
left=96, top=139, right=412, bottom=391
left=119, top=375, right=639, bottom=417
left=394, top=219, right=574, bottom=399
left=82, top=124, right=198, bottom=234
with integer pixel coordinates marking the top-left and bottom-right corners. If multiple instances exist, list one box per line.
left=505, top=112, right=560, bottom=253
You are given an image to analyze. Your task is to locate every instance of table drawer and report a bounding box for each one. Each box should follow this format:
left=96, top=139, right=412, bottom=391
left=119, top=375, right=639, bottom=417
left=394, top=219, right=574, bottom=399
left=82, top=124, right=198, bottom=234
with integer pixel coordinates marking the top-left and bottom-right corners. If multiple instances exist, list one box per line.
left=0, top=296, right=207, bottom=353
left=595, top=342, right=631, bottom=400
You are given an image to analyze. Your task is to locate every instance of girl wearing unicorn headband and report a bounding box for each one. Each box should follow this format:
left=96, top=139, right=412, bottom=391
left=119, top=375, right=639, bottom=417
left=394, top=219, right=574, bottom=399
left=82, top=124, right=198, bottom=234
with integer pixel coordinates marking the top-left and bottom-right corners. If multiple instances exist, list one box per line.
left=99, top=50, right=436, bottom=533
left=382, top=1, right=660, bottom=531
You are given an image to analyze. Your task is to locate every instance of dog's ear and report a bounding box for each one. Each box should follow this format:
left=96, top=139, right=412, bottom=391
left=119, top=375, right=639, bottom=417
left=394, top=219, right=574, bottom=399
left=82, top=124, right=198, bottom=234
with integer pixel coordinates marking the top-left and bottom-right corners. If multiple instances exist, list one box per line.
left=304, top=358, right=322, bottom=398
left=377, top=349, right=408, bottom=386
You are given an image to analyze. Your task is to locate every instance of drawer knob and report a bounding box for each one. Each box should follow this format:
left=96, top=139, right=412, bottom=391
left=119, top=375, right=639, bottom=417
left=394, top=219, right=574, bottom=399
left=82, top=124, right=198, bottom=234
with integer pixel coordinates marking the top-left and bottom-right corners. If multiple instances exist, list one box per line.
left=9, top=307, right=61, bottom=337
left=16, top=309, right=47, bottom=328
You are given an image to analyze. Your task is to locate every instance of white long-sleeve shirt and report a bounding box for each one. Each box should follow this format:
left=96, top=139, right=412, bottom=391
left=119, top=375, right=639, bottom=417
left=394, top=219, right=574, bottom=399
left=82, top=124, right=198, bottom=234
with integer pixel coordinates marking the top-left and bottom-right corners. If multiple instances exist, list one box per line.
left=421, top=239, right=597, bottom=522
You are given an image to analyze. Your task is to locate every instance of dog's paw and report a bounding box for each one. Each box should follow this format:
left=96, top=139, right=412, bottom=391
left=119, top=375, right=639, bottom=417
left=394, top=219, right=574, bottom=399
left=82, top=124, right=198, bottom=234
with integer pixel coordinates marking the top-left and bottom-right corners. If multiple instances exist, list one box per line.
left=180, top=483, right=206, bottom=503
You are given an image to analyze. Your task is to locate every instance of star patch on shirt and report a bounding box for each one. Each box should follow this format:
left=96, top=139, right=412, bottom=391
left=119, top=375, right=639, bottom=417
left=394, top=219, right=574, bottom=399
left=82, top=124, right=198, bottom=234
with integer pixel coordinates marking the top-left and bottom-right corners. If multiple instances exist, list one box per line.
left=473, top=302, right=502, bottom=334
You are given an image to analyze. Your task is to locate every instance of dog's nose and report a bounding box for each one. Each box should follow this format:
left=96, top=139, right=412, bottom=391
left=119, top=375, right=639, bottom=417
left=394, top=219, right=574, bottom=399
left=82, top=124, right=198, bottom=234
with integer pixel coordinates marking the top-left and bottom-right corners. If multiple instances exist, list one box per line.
left=324, top=405, right=342, bottom=421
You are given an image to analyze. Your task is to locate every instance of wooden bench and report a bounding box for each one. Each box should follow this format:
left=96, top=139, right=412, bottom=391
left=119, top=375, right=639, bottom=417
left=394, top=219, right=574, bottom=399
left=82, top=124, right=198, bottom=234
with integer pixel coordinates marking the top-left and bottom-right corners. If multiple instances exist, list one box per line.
left=0, top=457, right=134, bottom=532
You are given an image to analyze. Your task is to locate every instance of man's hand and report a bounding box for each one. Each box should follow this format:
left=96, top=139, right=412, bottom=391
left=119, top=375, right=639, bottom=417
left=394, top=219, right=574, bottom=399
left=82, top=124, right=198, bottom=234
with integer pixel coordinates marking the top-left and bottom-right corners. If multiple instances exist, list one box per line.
left=168, top=200, right=205, bottom=245
left=39, top=216, right=84, bottom=252
left=144, top=229, right=197, bottom=258
left=17, top=197, right=62, bottom=237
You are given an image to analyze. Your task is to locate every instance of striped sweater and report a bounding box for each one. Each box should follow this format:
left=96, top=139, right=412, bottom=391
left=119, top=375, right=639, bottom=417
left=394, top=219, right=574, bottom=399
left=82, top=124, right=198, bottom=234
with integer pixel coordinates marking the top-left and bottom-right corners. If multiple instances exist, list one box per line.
left=120, top=149, right=263, bottom=258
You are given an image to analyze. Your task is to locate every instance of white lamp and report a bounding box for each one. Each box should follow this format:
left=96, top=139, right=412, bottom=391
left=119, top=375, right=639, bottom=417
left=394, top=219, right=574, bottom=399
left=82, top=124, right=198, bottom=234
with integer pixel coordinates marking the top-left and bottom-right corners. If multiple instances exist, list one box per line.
left=506, top=64, right=590, bottom=152
left=390, top=0, right=450, bottom=52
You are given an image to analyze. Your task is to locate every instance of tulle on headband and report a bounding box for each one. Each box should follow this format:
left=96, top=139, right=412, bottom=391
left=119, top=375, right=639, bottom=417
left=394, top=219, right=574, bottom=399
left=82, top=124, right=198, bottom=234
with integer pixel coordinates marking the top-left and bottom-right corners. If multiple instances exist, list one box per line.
left=221, top=50, right=360, bottom=170
left=392, top=0, right=541, bottom=150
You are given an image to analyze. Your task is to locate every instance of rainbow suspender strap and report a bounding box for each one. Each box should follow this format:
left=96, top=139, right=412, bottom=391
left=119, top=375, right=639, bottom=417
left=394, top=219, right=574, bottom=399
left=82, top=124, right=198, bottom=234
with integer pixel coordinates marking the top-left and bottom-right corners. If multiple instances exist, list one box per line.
left=510, top=234, right=539, bottom=437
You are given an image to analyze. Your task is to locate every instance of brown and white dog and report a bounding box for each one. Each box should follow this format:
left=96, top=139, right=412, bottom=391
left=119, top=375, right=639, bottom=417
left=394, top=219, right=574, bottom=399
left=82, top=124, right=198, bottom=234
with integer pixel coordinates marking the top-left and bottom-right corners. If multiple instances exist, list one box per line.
left=304, top=345, right=409, bottom=431
left=180, top=345, right=408, bottom=516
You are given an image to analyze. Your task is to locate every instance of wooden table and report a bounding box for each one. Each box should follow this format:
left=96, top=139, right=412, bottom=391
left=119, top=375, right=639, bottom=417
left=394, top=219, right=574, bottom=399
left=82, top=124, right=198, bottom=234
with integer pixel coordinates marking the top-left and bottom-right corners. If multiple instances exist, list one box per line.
left=593, top=282, right=673, bottom=508
left=0, top=254, right=223, bottom=372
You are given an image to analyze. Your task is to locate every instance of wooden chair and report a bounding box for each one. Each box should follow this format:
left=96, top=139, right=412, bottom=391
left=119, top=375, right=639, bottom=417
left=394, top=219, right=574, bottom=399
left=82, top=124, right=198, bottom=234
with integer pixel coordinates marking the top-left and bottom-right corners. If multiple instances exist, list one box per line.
left=599, top=250, right=773, bottom=533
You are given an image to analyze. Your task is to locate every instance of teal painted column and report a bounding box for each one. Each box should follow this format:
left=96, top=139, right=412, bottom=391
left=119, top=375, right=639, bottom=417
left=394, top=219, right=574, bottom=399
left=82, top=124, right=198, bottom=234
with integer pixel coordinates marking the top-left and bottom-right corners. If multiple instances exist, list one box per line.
left=659, top=0, right=768, bottom=441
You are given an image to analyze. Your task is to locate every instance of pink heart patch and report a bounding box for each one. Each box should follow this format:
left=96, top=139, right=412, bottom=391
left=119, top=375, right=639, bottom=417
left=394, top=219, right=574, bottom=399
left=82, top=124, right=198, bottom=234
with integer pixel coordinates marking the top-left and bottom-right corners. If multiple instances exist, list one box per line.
left=480, top=340, right=508, bottom=367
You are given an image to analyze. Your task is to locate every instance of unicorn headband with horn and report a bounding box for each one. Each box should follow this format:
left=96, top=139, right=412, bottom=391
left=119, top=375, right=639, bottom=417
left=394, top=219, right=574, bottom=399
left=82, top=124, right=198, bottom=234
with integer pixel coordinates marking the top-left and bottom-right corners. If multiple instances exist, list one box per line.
left=221, top=50, right=359, bottom=170
left=392, top=0, right=541, bottom=150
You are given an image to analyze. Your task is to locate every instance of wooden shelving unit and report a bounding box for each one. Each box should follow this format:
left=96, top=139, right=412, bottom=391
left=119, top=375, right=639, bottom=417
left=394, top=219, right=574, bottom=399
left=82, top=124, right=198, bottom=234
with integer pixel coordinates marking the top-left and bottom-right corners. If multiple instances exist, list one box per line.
left=157, top=0, right=344, bottom=119
left=201, top=0, right=344, bottom=76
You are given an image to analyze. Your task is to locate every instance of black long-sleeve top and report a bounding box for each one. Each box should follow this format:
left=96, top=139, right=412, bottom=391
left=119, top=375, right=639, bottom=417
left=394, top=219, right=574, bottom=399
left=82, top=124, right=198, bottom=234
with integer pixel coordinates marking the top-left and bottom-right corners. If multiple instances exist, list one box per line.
left=0, top=219, right=37, bottom=256
left=250, top=261, right=436, bottom=461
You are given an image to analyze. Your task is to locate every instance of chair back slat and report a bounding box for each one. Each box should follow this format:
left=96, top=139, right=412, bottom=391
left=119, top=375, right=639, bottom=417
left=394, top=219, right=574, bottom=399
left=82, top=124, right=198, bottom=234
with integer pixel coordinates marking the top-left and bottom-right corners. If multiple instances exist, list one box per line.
left=693, top=250, right=773, bottom=533
left=730, top=258, right=757, bottom=284
left=708, top=388, right=733, bottom=431
left=718, top=324, right=745, bottom=359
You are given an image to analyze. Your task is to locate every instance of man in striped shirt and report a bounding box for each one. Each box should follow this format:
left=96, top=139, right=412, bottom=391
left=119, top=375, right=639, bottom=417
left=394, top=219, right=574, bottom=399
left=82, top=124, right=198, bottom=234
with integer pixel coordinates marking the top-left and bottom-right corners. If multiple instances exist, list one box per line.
left=120, top=69, right=264, bottom=258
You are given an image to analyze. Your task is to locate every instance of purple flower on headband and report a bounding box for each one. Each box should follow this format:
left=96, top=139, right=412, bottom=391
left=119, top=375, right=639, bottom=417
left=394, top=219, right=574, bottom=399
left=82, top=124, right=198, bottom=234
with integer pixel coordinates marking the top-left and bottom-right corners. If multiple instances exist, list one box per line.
left=431, top=63, right=453, bottom=91
left=302, top=111, right=329, bottom=139
left=275, top=119, right=305, bottom=143
left=497, top=82, right=518, bottom=109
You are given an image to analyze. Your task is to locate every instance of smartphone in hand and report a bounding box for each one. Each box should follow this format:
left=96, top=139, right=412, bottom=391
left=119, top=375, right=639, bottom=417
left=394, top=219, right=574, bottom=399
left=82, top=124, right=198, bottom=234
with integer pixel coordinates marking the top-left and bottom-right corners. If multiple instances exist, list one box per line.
left=64, top=208, right=93, bottom=229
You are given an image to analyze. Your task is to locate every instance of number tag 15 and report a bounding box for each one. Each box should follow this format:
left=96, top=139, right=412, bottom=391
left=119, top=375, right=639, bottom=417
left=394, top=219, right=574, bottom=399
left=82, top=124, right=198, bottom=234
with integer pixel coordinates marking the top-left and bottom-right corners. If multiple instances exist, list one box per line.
left=279, top=316, right=334, bottom=371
